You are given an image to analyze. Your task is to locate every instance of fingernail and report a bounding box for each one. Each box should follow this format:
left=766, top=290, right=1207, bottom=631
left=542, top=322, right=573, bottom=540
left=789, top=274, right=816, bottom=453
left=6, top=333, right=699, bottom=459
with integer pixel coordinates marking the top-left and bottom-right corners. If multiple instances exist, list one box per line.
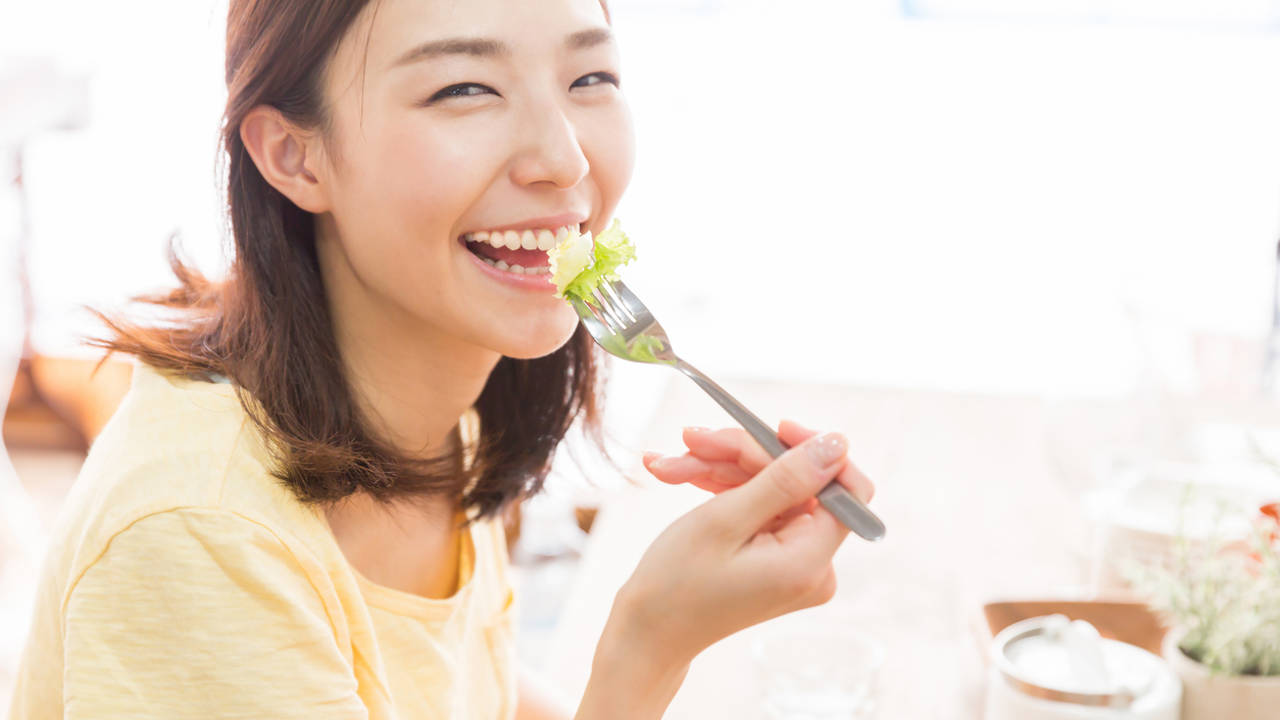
left=806, top=432, right=848, bottom=467
left=684, top=426, right=710, bottom=434
left=642, top=451, right=661, bottom=464
left=649, top=456, right=673, bottom=471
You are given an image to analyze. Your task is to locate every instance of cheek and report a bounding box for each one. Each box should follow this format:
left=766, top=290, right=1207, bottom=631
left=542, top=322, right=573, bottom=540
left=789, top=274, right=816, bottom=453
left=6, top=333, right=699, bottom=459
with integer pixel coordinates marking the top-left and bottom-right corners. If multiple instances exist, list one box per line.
left=322, top=116, right=504, bottom=319
left=377, top=122, right=495, bottom=234
left=585, top=103, right=637, bottom=211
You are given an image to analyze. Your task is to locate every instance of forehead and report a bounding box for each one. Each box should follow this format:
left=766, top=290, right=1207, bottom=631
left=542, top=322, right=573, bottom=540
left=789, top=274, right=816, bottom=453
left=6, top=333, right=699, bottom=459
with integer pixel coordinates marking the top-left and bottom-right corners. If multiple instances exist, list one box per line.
left=340, top=0, right=611, bottom=75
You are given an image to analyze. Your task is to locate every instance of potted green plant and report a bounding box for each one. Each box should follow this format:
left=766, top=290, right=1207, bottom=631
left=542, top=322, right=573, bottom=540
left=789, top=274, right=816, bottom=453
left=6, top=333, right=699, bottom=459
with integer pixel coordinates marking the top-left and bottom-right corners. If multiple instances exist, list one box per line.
left=1130, top=501, right=1280, bottom=720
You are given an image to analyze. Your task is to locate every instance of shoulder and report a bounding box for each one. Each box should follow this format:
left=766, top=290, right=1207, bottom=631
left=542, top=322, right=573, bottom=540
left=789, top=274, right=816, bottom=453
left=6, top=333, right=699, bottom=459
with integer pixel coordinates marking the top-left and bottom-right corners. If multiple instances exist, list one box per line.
left=66, top=507, right=336, bottom=618
left=60, top=507, right=366, bottom=718
left=71, top=362, right=264, bottom=509
left=47, top=364, right=337, bottom=615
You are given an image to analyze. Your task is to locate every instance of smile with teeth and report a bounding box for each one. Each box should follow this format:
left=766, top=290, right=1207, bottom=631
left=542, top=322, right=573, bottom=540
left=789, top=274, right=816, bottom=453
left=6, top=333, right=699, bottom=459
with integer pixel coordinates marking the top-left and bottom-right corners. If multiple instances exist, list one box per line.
left=461, top=223, right=580, bottom=276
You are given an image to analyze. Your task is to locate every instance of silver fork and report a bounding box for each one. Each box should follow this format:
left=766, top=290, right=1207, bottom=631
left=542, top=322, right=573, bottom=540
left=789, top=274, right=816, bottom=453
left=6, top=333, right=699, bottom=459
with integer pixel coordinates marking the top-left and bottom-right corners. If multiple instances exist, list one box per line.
left=569, top=279, right=886, bottom=542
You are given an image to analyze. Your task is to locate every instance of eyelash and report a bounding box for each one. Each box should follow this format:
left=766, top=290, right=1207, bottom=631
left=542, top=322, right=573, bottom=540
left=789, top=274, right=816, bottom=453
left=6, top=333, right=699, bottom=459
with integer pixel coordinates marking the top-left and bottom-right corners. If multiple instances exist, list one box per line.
left=427, top=72, right=620, bottom=104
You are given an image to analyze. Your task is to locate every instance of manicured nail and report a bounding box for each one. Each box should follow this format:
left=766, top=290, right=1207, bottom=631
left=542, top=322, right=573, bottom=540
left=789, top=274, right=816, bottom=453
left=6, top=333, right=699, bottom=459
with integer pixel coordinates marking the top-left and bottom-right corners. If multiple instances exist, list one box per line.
left=806, top=432, right=848, bottom=467
left=648, top=456, right=674, bottom=471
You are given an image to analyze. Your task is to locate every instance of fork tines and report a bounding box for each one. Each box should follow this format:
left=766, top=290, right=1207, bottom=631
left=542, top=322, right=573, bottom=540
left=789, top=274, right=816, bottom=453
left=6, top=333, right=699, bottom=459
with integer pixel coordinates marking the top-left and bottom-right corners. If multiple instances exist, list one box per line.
left=592, top=281, right=635, bottom=332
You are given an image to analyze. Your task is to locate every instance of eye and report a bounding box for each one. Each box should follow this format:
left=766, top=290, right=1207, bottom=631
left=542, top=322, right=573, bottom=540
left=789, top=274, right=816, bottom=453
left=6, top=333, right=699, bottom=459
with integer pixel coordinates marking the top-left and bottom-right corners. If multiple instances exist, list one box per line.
left=572, top=72, right=620, bottom=89
left=426, top=82, right=498, bottom=104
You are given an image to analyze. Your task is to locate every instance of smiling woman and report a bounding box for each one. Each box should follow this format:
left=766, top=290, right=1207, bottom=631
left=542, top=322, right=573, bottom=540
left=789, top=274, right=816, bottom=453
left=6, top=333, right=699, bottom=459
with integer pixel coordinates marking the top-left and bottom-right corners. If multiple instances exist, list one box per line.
left=8, top=0, right=628, bottom=716
left=5, top=0, right=876, bottom=718
left=97, top=0, right=632, bottom=515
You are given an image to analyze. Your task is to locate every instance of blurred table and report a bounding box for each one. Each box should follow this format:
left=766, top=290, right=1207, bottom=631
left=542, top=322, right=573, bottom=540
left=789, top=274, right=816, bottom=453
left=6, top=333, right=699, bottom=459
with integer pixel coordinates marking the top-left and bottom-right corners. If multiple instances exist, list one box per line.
left=541, top=377, right=1280, bottom=719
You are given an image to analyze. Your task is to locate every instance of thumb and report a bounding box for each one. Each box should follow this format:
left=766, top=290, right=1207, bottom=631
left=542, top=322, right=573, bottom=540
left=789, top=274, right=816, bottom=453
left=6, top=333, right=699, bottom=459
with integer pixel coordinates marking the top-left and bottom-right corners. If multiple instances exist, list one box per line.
left=707, top=432, right=849, bottom=539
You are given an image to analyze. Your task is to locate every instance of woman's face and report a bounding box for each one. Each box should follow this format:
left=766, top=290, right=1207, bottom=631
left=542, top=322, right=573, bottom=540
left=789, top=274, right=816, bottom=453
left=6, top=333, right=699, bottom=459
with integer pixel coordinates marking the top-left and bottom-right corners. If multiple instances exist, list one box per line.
left=314, top=0, right=633, bottom=360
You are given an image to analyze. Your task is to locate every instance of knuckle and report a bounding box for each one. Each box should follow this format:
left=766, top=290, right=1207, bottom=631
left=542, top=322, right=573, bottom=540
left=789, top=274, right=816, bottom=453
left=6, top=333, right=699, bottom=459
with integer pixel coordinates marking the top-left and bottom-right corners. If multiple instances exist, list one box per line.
left=767, top=473, right=804, bottom=507
left=712, top=427, right=749, bottom=449
left=710, top=464, right=741, bottom=486
left=742, top=447, right=774, bottom=473
left=766, top=457, right=814, bottom=505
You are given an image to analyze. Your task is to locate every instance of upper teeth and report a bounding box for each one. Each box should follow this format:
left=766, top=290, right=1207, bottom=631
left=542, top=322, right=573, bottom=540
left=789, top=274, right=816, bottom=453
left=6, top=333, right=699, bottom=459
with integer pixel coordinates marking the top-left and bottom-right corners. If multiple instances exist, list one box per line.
left=462, top=224, right=579, bottom=252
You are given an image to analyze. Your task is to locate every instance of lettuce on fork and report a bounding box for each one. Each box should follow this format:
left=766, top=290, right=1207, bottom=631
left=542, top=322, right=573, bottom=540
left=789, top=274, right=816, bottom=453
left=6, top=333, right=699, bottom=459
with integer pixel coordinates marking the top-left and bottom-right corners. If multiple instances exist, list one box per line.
left=547, top=218, right=636, bottom=300
left=549, top=220, right=671, bottom=363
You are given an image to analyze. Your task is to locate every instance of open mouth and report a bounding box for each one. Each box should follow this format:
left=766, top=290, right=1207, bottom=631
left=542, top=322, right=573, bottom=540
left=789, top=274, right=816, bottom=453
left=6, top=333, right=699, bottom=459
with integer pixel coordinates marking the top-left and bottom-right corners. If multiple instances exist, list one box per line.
left=458, top=223, right=580, bottom=276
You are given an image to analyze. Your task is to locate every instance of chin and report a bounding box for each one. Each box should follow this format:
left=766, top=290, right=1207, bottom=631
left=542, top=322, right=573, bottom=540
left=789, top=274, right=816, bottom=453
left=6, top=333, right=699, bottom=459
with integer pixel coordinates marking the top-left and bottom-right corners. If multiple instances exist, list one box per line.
left=490, top=306, right=582, bottom=360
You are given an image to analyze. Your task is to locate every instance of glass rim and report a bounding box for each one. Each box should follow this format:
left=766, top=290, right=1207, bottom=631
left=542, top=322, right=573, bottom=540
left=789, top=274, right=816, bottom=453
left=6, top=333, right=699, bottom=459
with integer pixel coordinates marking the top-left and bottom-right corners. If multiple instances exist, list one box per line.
left=748, top=619, right=887, bottom=671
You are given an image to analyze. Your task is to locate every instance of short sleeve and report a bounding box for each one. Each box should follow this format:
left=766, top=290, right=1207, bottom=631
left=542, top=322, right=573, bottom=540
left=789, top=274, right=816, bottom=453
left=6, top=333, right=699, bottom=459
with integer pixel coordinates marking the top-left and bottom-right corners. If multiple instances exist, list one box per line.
left=62, top=508, right=368, bottom=720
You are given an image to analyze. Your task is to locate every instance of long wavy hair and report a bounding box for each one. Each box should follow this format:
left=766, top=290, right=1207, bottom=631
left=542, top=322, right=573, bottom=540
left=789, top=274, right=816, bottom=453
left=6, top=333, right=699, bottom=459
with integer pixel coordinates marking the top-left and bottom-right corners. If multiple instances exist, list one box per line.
left=94, top=0, right=613, bottom=521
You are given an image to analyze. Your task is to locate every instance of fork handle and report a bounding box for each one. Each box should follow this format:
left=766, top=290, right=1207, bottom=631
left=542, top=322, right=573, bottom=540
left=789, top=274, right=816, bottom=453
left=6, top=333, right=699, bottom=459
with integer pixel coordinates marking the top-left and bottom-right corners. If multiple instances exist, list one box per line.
left=674, top=359, right=886, bottom=542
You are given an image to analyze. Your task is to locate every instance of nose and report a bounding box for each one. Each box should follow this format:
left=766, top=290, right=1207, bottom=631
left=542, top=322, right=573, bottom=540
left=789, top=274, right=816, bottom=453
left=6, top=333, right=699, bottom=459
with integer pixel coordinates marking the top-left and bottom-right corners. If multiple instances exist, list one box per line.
left=509, top=101, right=590, bottom=189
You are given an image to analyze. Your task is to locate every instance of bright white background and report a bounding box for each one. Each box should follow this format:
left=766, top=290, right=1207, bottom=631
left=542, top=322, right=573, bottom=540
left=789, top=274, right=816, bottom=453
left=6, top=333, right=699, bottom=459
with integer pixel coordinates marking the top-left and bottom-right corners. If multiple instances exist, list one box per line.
left=6, top=0, right=1280, bottom=703
left=3, top=0, right=1279, bottom=398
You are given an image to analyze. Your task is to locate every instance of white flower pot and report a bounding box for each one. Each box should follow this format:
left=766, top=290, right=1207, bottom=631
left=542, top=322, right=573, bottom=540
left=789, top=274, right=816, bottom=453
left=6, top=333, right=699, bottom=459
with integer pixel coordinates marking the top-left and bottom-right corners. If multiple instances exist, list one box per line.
left=1162, top=630, right=1280, bottom=720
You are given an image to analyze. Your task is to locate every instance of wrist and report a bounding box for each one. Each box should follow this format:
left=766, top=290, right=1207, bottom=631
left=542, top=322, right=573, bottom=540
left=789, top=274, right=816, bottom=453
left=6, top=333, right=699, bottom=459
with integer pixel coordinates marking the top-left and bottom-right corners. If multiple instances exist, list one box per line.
left=574, top=593, right=692, bottom=720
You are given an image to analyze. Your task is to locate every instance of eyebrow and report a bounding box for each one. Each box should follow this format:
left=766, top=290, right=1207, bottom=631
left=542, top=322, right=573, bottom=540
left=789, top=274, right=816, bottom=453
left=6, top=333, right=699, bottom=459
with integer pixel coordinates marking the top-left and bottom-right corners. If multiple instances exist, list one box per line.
left=392, top=27, right=614, bottom=67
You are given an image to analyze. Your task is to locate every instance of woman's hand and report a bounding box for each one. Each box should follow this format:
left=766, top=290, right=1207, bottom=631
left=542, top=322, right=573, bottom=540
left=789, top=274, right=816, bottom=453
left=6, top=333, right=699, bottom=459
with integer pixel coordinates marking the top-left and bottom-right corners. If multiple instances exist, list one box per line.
left=611, top=420, right=875, bottom=668
left=643, top=420, right=875, bottom=531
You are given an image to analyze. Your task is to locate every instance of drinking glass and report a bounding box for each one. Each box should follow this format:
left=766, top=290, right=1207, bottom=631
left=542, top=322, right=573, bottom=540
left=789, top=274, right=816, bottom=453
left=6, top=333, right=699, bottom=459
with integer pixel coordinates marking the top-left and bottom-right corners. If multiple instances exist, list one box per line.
left=751, top=612, right=885, bottom=720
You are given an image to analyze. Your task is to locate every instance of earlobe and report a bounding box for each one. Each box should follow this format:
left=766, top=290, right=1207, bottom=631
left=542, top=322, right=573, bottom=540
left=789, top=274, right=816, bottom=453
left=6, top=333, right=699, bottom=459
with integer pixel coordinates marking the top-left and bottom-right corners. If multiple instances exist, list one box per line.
left=239, top=105, right=330, bottom=213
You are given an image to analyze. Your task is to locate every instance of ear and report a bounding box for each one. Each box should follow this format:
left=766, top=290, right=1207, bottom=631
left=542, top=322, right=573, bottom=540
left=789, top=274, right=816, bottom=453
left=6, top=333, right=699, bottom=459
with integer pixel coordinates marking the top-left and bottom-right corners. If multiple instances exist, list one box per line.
left=239, top=105, right=331, bottom=214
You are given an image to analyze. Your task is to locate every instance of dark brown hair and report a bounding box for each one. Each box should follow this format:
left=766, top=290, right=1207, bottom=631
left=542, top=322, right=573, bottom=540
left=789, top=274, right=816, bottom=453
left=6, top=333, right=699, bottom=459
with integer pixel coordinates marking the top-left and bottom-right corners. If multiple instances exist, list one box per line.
left=94, top=0, right=613, bottom=521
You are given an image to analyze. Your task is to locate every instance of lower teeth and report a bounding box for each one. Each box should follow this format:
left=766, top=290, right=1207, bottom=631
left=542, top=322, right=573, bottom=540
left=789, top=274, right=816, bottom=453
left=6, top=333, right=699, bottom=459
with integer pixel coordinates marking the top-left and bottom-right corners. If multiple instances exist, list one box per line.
left=480, top=256, right=550, bottom=275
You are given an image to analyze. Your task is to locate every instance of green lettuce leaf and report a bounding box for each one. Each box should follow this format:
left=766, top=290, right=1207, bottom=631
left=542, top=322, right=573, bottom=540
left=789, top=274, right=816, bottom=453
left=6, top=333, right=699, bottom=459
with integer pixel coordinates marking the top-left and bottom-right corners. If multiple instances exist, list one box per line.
left=547, top=226, right=595, bottom=298
left=628, top=335, right=667, bottom=363
left=550, top=218, right=637, bottom=300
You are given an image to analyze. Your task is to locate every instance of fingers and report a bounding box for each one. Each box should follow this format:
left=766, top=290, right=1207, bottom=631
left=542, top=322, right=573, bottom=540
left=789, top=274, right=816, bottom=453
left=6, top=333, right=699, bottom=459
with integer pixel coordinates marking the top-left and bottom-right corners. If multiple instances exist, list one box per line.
left=706, top=432, right=850, bottom=539
left=777, top=420, right=874, bottom=504
left=655, top=420, right=875, bottom=507
left=745, top=511, right=843, bottom=609
left=680, top=427, right=774, bottom=472
left=763, top=497, right=819, bottom=533
left=775, top=495, right=849, bottom=558
left=776, top=419, right=821, bottom=448
left=835, top=458, right=875, bottom=504
left=642, top=452, right=746, bottom=494
left=679, top=420, right=819, bottom=473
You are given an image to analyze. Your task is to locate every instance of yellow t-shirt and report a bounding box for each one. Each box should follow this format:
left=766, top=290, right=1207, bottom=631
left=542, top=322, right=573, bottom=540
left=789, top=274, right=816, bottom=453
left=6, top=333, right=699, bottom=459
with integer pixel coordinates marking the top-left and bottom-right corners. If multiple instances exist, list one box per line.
left=6, top=365, right=518, bottom=719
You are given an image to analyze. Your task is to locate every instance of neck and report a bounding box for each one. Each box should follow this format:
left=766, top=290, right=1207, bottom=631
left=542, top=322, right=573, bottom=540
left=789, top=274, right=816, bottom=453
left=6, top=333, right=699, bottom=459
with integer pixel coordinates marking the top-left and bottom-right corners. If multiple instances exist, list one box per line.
left=317, top=231, right=498, bottom=461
